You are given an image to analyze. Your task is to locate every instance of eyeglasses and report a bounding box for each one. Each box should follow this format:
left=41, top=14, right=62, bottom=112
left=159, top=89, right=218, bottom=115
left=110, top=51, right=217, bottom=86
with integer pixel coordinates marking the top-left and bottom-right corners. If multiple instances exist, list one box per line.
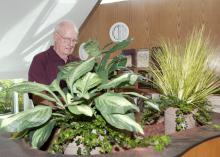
left=56, top=32, right=78, bottom=44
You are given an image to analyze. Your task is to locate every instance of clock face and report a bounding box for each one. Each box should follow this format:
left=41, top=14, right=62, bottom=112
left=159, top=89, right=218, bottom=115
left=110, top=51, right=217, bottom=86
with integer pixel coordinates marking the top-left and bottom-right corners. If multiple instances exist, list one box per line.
left=78, top=42, right=89, bottom=60
left=109, top=22, right=129, bottom=42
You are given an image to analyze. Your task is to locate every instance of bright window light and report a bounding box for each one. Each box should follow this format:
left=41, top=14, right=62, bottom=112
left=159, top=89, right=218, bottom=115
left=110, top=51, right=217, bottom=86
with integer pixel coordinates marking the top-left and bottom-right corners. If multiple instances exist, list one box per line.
left=101, top=0, right=127, bottom=4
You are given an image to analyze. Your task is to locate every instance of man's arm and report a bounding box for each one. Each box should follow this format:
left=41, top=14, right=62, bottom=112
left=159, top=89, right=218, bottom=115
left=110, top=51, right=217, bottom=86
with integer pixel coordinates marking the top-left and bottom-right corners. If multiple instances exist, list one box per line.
left=28, top=54, right=55, bottom=107
left=28, top=54, right=48, bottom=84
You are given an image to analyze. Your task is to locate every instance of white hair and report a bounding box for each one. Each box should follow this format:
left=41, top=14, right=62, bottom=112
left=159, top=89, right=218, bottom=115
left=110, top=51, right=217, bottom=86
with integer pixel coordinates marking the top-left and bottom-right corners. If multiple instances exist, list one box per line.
left=54, top=20, right=78, bottom=34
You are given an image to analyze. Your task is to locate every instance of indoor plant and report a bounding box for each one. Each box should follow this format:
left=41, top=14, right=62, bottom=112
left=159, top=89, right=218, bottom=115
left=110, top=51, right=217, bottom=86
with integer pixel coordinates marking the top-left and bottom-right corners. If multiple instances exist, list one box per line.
left=0, top=81, right=13, bottom=114
left=0, top=39, right=168, bottom=155
left=149, top=28, right=220, bottom=134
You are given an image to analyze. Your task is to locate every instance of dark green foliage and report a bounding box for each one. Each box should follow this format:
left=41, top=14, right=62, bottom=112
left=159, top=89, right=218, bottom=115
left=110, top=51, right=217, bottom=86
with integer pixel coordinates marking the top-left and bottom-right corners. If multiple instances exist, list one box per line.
left=50, top=115, right=171, bottom=155
left=141, top=135, right=171, bottom=151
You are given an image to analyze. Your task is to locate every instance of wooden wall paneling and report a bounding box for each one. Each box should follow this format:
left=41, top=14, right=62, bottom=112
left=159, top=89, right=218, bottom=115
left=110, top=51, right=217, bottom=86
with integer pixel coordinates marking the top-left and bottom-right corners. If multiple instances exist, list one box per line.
left=206, top=0, right=220, bottom=46
left=129, top=0, right=146, bottom=49
left=99, top=3, right=117, bottom=48
left=113, top=1, right=130, bottom=56
left=115, top=1, right=130, bottom=24
left=143, top=0, right=151, bottom=48
left=158, top=0, right=177, bottom=42
left=77, top=0, right=220, bottom=55
left=75, top=5, right=101, bottom=55
left=145, top=0, right=162, bottom=48
left=80, top=8, right=99, bottom=41
left=177, top=0, right=193, bottom=43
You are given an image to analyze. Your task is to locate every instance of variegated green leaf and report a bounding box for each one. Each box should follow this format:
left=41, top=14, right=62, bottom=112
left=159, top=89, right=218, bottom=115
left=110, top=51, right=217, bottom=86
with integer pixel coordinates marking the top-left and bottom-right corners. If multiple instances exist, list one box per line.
left=95, top=92, right=139, bottom=114
left=96, top=38, right=133, bottom=78
left=68, top=105, right=93, bottom=117
left=121, top=92, right=149, bottom=100
left=66, top=100, right=84, bottom=106
left=102, top=113, right=143, bottom=134
left=67, top=93, right=74, bottom=104
left=10, top=81, right=49, bottom=93
left=74, top=72, right=102, bottom=99
left=107, top=54, right=127, bottom=74
left=76, top=93, right=91, bottom=100
left=95, top=92, right=142, bottom=133
left=31, top=120, right=56, bottom=149
left=129, top=74, right=139, bottom=85
left=84, top=40, right=101, bottom=57
left=66, top=57, right=96, bottom=93
left=0, top=106, right=52, bottom=132
left=57, top=61, right=82, bottom=81
left=98, top=73, right=138, bottom=90
left=108, top=38, right=133, bottom=53
left=31, top=119, right=56, bottom=149
left=122, top=92, right=160, bottom=111
left=32, top=92, right=57, bottom=103
left=10, top=81, right=63, bottom=107
left=144, top=101, right=160, bottom=111
left=49, top=79, right=66, bottom=103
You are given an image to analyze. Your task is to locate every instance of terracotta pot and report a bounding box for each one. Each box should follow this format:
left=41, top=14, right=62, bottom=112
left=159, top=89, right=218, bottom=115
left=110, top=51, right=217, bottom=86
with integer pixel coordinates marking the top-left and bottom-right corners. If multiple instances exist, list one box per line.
left=164, top=107, right=196, bottom=135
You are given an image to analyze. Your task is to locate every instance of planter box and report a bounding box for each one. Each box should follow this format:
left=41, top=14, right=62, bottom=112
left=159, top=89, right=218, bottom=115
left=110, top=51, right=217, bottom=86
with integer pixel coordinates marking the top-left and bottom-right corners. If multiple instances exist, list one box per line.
left=208, top=95, right=220, bottom=113
left=165, top=107, right=196, bottom=135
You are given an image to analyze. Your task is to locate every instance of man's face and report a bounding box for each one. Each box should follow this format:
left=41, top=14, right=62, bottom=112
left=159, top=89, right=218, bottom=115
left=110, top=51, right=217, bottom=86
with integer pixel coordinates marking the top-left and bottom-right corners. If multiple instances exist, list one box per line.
left=54, top=27, right=78, bottom=56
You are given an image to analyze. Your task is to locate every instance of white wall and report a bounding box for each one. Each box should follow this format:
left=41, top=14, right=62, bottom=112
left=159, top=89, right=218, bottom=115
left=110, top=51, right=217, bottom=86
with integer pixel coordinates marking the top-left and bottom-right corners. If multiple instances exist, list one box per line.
left=0, top=0, right=98, bottom=80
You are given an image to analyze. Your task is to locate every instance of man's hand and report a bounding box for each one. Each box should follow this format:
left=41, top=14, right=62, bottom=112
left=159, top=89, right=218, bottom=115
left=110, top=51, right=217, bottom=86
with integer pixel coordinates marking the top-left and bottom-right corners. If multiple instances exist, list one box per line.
left=32, top=91, right=56, bottom=107
left=39, top=99, right=56, bottom=107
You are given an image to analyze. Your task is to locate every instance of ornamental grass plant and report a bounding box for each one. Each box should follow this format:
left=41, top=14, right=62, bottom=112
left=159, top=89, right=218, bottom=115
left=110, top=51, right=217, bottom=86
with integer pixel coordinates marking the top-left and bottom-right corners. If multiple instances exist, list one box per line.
left=150, top=28, right=220, bottom=125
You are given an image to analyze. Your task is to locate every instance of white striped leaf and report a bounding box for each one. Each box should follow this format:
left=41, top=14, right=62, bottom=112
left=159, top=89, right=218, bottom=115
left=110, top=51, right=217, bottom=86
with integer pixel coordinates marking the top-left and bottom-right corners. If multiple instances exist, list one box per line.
left=31, top=119, right=56, bottom=149
left=68, top=105, right=93, bottom=117
left=0, top=106, right=52, bottom=132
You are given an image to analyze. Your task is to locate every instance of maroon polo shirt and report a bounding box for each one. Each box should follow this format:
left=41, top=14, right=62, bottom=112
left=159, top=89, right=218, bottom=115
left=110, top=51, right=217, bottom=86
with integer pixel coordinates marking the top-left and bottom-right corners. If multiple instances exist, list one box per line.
left=28, top=46, right=79, bottom=85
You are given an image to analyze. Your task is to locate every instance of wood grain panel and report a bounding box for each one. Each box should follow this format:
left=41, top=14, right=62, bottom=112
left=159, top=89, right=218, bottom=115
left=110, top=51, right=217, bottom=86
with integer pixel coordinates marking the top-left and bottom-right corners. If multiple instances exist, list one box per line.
left=76, top=0, right=220, bottom=54
left=182, top=136, right=220, bottom=157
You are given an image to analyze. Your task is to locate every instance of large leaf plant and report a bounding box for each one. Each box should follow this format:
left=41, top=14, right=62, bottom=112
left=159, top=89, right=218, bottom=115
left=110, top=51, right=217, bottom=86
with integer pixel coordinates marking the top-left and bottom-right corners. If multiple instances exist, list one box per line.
left=0, top=39, right=157, bottom=151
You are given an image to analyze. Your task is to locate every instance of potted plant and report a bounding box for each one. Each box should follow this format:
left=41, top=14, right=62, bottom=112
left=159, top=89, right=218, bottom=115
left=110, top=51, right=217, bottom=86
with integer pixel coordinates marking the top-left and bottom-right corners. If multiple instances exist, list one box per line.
left=0, top=80, right=17, bottom=116
left=149, top=28, right=220, bottom=134
left=0, top=39, right=169, bottom=155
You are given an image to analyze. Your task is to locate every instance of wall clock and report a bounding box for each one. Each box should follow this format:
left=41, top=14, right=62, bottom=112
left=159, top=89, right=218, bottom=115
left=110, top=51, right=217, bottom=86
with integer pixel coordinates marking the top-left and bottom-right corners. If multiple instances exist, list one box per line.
left=109, top=22, right=129, bottom=42
left=78, top=42, right=89, bottom=60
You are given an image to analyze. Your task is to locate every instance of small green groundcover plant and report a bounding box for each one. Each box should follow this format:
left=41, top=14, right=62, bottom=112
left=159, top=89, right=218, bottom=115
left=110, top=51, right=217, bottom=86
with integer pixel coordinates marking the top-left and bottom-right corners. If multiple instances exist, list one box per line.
left=0, top=39, right=170, bottom=155
left=149, top=28, right=220, bottom=130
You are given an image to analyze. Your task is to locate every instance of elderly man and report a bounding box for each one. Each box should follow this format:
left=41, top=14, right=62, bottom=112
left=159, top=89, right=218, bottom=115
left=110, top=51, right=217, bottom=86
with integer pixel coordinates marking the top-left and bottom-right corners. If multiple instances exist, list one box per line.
left=28, top=20, right=79, bottom=106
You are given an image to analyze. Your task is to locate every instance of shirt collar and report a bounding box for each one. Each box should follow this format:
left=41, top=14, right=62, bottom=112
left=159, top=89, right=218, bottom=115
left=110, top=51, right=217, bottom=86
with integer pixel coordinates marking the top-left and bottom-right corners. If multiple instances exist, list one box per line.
left=48, top=46, right=72, bottom=63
